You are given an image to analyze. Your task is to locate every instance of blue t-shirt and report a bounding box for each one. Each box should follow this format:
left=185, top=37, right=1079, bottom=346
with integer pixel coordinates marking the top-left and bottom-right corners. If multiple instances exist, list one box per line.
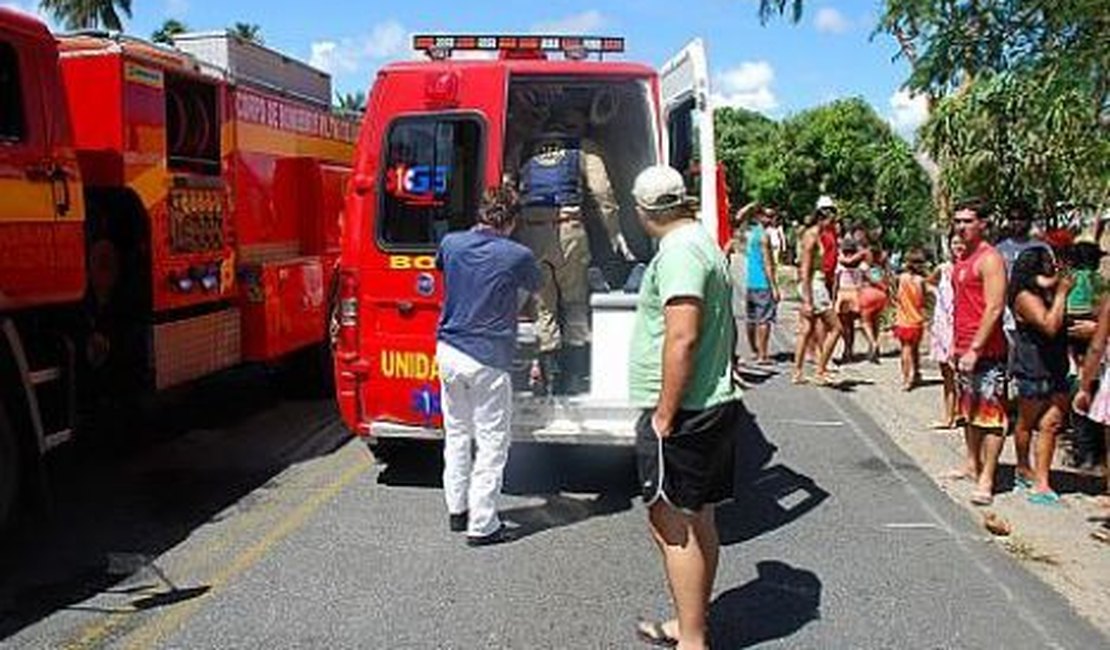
left=746, top=224, right=770, bottom=290
left=436, top=227, right=541, bottom=371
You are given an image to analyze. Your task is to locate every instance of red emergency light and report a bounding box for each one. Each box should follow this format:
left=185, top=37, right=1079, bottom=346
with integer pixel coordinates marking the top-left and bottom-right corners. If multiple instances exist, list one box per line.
left=412, top=34, right=625, bottom=60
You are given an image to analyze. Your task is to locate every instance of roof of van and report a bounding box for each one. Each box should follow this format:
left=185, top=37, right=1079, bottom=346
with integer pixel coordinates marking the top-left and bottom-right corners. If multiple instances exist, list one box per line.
left=0, top=7, right=53, bottom=41
left=379, top=58, right=657, bottom=78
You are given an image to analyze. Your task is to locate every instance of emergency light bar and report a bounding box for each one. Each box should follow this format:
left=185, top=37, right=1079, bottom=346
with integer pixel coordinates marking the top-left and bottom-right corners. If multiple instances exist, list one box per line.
left=413, top=34, right=625, bottom=59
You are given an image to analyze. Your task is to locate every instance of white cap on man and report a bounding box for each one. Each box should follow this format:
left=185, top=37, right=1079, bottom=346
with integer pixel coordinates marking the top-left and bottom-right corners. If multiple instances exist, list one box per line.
left=633, top=165, right=688, bottom=212
left=815, top=195, right=837, bottom=211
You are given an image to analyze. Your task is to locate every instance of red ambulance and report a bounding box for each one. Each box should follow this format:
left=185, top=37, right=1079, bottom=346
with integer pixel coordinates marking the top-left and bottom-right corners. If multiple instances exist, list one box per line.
left=332, top=35, right=727, bottom=447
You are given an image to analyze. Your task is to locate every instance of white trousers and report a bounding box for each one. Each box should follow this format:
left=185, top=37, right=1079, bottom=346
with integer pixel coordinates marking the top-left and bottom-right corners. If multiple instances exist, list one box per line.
left=437, top=341, right=513, bottom=537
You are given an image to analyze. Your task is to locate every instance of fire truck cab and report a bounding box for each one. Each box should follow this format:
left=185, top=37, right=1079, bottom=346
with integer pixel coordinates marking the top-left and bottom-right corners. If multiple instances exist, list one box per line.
left=334, top=35, right=725, bottom=445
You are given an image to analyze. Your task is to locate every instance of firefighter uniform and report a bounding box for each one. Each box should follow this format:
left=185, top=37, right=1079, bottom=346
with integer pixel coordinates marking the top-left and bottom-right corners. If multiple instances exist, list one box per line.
left=518, top=134, right=618, bottom=394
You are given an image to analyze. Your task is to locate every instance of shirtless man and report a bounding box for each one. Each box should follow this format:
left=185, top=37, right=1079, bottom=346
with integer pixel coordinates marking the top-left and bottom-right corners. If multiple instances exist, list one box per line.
left=793, top=199, right=842, bottom=384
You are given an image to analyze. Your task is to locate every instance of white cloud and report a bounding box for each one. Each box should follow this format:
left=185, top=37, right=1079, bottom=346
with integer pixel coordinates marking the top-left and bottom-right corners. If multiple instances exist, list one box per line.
left=814, top=7, right=851, bottom=34
left=531, top=10, right=606, bottom=34
left=164, top=0, right=189, bottom=19
left=711, top=61, right=779, bottom=113
left=888, top=88, right=929, bottom=139
left=309, top=20, right=406, bottom=75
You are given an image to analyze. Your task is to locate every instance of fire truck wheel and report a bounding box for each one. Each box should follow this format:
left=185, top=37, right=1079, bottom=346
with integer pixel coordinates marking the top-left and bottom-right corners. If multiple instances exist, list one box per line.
left=0, top=402, right=21, bottom=531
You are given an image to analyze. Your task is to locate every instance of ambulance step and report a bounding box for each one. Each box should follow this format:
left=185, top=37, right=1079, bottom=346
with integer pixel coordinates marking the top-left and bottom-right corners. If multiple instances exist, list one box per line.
left=29, top=367, right=62, bottom=386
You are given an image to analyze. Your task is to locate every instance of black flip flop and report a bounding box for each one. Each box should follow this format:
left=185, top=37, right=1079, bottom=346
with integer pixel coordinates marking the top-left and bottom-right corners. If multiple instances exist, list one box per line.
left=635, top=620, right=677, bottom=648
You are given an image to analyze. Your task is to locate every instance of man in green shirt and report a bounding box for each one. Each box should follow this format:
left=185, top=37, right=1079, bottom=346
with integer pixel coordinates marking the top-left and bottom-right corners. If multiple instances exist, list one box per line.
left=628, top=165, right=743, bottom=650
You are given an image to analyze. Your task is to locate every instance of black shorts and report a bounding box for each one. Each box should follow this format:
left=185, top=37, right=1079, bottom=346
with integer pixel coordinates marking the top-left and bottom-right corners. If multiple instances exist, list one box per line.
left=636, top=400, right=740, bottom=512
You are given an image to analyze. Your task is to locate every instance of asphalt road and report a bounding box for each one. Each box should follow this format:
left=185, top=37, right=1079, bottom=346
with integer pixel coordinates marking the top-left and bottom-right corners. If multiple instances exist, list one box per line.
left=2, top=359, right=1107, bottom=649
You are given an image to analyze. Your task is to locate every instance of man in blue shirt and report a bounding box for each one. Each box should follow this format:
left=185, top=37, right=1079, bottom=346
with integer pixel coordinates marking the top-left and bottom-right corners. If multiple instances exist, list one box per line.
left=741, top=203, right=781, bottom=364
left=436, top=186, right=541, bottom=546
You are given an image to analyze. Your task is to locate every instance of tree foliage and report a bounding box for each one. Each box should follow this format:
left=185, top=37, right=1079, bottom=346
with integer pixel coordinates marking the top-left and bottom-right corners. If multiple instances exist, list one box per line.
left=755, top=0, right=1109, bottom=217
left=923, top=68, right=1110, bottom=216
left=151, top=19, right=187, bottom=45
left=334, top=91, right=367, bottom=114
left=717, top=99, right=934, bottom=249
left=230, top=22, right=263, bottom=44
left=40, top=0, right=131, bottom=31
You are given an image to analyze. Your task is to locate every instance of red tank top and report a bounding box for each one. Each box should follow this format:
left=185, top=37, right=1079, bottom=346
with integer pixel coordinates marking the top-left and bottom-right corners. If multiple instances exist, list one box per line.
left=953, top=242, right=1007, bottom=359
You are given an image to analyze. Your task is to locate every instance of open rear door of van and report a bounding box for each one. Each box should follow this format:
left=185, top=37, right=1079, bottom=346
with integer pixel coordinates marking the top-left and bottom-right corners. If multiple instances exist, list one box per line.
left=659, top=38, right=721, bottom=245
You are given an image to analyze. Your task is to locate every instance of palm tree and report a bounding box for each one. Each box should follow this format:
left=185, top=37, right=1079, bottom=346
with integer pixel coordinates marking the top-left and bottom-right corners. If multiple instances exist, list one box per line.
left=335, top=91, right=367, bottom=114
left=230, top=22, right=263, bottom=45
left=151, top=19, right=187, bottom=45
left=39, top=0, right=133, bottom=31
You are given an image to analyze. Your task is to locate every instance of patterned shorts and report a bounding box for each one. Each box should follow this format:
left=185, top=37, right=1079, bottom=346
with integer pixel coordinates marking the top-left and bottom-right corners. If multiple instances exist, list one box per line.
left=957, top=360, right=1008, bottom=430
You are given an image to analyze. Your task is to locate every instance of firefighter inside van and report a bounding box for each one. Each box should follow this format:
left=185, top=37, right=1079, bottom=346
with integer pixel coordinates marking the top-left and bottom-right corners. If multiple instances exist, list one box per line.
left=513, top=89, right=633, bottom=396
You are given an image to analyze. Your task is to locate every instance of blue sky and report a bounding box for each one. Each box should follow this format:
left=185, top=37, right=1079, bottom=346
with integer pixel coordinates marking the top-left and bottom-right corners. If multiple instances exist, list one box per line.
left=5, top=0, right=929, bottom=137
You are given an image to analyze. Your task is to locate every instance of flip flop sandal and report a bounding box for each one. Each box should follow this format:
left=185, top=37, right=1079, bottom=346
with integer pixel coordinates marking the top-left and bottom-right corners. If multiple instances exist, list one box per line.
left=635, top=620, right=677, bottom=648
left=1027, top=490, right=1062, bottom=507
left=970, top=491, right=994, bottom=506
left=1012, top=475, right=1034, bottom=493
left=1092, top=527, right=1110, bottom=545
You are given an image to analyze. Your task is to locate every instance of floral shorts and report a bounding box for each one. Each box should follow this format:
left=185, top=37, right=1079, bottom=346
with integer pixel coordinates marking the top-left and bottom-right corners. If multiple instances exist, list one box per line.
left=957, top=360, right=1008, bottom=430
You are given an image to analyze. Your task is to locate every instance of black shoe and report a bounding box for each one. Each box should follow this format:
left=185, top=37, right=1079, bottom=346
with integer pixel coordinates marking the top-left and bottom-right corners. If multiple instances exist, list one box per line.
left=562, top=345, right=590, bottom=395
left=534, top=351, right=561, bottom=397
left=449, top=511, right=468, bottom=533
left=466, top=524, right=514, bottom=547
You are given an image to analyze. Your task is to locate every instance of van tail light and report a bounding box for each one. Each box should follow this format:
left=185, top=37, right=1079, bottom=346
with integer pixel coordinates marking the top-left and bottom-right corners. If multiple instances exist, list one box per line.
left=337, top=269, right=360, bottom=355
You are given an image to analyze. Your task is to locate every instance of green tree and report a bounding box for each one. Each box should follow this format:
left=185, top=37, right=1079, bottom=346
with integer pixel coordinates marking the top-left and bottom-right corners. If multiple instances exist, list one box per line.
left=39, top=0, right=132, bottom=31
left=230, top=22, right=263, bottom=44
left=754, top=0, right=1109, bottom=217
left=151, top=19, right=187, bottom=45
left=714, top=107, right=777, bottom=206
left=735, top=98, right=933, bottom=249
left=334, top=91, right=367, bottom=114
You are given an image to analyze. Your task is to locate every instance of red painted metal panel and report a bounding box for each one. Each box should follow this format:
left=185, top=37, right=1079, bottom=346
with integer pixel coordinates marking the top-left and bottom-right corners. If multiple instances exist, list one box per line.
left=59, top=54, right=124, bottom=176
left=239, top=257, right=326, bottom=362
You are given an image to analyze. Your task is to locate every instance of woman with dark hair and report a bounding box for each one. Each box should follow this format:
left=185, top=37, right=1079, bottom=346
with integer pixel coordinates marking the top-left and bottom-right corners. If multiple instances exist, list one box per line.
left=1008, top=246, right=1072, bottom=505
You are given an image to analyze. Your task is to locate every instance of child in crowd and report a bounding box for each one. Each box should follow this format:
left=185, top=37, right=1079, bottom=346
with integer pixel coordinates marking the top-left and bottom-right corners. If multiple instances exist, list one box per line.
left=1008, top=247, right=1071, bottom=505
left=894, top=249, right=927, bottom=390
left=928, top=234, right=965, bottom=427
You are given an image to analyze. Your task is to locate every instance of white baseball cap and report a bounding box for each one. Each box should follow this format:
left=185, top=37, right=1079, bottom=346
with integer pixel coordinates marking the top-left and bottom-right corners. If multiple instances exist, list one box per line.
left=632, top=165, right=688, bottom=212
left=815, top=195, right=837, bottom=211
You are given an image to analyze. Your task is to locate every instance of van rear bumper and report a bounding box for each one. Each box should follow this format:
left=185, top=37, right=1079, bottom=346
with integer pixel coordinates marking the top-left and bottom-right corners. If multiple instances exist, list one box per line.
left=365, top=395, right=639, bottom=446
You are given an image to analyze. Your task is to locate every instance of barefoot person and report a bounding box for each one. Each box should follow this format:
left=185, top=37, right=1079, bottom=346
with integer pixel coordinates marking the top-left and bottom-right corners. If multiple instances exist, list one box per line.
left=1008, top=247, right=1071, bottom=505
left=744, top=203, right=781, bottom=365
left=793, top=197, right=841, bottom=384
left=928, top=233, right=965, bottom=428
left=894, top=249, right=927, bottom=390
left=627, top=166, right=742, bottom=650
left=950, top=199, right=1008, bottom=505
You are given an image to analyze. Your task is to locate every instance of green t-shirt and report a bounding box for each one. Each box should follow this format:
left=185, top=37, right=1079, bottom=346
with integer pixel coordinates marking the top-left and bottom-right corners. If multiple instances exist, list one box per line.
left=629, top=222, right=741, bottom=410
left=1067, top=269, right=1095, bottom=315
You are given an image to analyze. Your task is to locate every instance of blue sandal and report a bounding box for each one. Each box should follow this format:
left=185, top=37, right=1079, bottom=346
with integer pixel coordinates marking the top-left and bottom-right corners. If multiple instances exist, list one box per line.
left=1013, top=475, right=1034, bottom=493
left=1027, top=490, right=1061, bottom=507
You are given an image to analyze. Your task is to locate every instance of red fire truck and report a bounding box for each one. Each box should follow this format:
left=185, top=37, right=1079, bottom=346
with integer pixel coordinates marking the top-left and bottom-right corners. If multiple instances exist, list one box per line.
left=0, top=7, right=356, bottom=527
left=333, top=35, right=727, bottom=448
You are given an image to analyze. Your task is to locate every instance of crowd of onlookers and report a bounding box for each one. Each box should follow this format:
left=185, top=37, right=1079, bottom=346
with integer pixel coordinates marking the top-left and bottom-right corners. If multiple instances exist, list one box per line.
left=730, top=197, right=1110, bottom=544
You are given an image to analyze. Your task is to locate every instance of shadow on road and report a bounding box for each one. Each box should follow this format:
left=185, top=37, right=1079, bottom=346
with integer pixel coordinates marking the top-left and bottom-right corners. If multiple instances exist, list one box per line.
left=710, top=560, right=822, bottom=648
left=377, top=441, right=639, bottom=540
left=0, top=365, right=348, bottom=641
left=717, top=403, right=830, bottom=546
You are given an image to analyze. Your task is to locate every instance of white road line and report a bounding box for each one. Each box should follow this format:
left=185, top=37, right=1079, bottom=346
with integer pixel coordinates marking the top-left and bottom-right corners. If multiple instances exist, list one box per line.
left=769, top=324, right=1066, bottom=650
left=774, top=419, right=845, bottom=428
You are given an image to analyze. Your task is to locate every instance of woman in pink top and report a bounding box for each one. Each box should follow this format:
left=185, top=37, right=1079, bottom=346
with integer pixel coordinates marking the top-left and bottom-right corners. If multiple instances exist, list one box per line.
left=928, top=233, right=965, bottom=428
